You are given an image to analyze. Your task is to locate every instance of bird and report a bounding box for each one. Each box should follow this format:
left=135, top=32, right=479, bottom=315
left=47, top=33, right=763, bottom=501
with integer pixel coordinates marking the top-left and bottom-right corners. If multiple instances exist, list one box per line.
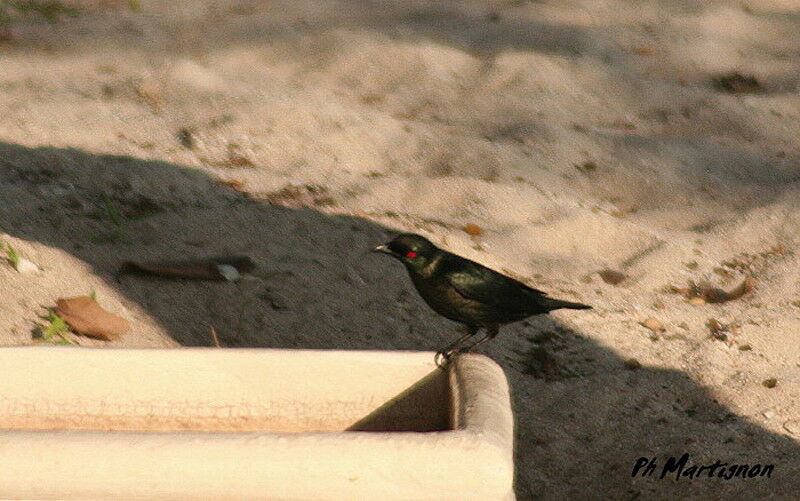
left=373, top=233, right=591, bottom=366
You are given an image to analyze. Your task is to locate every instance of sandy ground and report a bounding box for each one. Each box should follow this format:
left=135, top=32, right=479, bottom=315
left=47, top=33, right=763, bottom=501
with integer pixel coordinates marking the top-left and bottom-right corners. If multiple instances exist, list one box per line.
left=1, top=0, right=799, bottom=498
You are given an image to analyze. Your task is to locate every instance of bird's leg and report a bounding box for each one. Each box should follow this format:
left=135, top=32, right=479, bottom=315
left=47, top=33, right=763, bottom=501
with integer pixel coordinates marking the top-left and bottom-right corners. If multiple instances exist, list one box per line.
left=439, top=325, right=480, bottom=354
left=453, top=324, right=500, bottom=355
left=435, top=325, right=480, bottom=368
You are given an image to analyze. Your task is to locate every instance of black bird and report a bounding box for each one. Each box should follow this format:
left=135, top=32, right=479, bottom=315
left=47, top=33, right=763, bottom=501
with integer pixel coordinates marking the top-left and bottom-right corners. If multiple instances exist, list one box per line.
left=374, top=233, right=591, bottom=365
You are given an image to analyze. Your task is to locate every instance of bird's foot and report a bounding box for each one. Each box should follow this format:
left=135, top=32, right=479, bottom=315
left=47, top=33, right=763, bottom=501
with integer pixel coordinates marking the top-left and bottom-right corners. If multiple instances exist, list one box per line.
left=434, top=349, right=454, bottom=369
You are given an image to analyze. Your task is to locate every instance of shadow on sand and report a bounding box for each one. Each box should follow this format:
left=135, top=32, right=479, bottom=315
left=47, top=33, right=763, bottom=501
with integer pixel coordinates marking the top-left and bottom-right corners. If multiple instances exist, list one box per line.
left=1, top=142, right=797, bottom=499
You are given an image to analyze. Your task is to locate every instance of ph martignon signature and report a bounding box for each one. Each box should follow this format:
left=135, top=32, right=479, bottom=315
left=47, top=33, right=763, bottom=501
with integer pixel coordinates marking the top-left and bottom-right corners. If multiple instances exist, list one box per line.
left=632, top=454, right=774, bottom=481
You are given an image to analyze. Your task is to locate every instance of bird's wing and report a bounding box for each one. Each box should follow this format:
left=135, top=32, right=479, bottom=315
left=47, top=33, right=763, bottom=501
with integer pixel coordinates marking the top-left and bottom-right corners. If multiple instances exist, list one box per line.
left=441, top=256, right=548, bottom=310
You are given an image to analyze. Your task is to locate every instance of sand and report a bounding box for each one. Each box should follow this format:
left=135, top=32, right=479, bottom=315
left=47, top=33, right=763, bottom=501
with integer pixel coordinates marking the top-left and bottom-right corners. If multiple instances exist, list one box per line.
left=0, top=0, right=798, bottom=498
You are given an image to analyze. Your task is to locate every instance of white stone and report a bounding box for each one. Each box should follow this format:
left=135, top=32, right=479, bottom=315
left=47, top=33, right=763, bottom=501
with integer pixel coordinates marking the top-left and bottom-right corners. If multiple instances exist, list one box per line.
left=783, top=420, right=800, bottom=435
left=14, top=258, right=41, bottom=274
left=216, top=264, right=240, bottom=281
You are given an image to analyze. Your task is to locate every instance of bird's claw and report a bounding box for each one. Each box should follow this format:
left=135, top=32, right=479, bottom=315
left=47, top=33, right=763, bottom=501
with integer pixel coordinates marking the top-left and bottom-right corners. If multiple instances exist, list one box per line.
left=434, top=349, right=455, bottom=369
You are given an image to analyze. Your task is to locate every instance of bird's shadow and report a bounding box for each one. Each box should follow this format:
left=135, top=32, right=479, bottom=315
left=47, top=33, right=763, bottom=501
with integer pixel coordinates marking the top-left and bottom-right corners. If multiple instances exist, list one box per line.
left=0, top=142, right=797, bottom=499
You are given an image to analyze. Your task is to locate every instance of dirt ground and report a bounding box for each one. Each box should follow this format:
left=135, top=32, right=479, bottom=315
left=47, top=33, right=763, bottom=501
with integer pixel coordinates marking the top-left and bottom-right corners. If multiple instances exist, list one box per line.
left=1, top=1, right=799, bottom=499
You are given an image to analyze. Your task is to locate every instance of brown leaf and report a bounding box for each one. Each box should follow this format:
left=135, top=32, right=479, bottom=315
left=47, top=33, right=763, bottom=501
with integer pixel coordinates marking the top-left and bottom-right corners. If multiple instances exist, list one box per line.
left=702, top=276, right=755, bottom=303
left=671, top=277, right=754, bottom=304
left=118, top=255, right=256, bottom=281
left=56, top=296, right=129, bottom=341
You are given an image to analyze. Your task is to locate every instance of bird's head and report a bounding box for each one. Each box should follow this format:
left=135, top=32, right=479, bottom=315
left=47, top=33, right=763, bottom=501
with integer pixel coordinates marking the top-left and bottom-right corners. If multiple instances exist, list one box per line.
left=373, top=233, right=440, bottom=271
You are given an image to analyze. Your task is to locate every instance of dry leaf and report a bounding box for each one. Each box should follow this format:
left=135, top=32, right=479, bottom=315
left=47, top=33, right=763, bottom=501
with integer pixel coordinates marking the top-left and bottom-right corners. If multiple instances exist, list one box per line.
left=56, top=296, right=129, bottom=341
left=671, top=277, right=754, bottom=304
left=118, top=255, right=255, bottom=281
left=702, top=276, right=755, bottom=303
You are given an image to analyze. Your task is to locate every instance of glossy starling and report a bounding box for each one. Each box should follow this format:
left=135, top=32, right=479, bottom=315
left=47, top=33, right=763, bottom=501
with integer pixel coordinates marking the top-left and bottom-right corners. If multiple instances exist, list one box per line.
left=374, top=233, right=591, bottom=365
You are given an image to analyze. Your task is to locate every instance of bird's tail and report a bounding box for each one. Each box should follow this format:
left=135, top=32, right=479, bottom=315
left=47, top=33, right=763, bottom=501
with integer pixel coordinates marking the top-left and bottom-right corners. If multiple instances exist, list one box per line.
left=542, top=298, right=592, bottom=311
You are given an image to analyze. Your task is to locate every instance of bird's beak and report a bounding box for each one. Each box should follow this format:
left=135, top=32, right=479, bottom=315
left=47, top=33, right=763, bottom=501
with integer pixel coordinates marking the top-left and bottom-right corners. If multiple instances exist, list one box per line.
left=373, top=244, right=393, bottom=255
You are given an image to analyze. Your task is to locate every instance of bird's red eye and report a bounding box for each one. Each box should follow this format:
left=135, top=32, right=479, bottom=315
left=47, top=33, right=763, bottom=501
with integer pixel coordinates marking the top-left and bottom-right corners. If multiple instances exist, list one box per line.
left=405, top=251, right=418, bottom=259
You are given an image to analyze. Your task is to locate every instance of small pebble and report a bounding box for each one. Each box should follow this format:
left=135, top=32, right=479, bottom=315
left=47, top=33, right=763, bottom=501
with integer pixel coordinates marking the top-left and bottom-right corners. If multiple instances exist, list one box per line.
left=783, top=420, right=800, bottom=435
left=15, top=258, right=41, bottom=274
left=712, top=72, right=761, bottom=94
left=640, top=317, right=665, bottom=332
left=707, top=318, right=725, bottom=331
left=763, top=410, right=775, bottom=420
left=463, top=223, right=482, bottom=236
left=738, top=344, right=752, bottom=351
left=624, top=358, right=642, bottom=370
left=574, top=161, right=598, bottom=173
left=216, top=264, right=241, bottom=281
left=762, top=378, right=778, bottom=389
left=177, top=127, right=195, bottom=149
left=598, top=269, right=626, bottom=285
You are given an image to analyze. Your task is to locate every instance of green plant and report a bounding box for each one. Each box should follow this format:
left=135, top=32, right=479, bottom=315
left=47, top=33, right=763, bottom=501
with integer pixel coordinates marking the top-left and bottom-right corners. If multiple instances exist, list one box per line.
left=0, top=1, right=79, bottom=24
left=36, top=311, right=75, bottom=345
left=89, top=195, right=128, bottom=243
left=4, top=242, right=20, bottom=270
